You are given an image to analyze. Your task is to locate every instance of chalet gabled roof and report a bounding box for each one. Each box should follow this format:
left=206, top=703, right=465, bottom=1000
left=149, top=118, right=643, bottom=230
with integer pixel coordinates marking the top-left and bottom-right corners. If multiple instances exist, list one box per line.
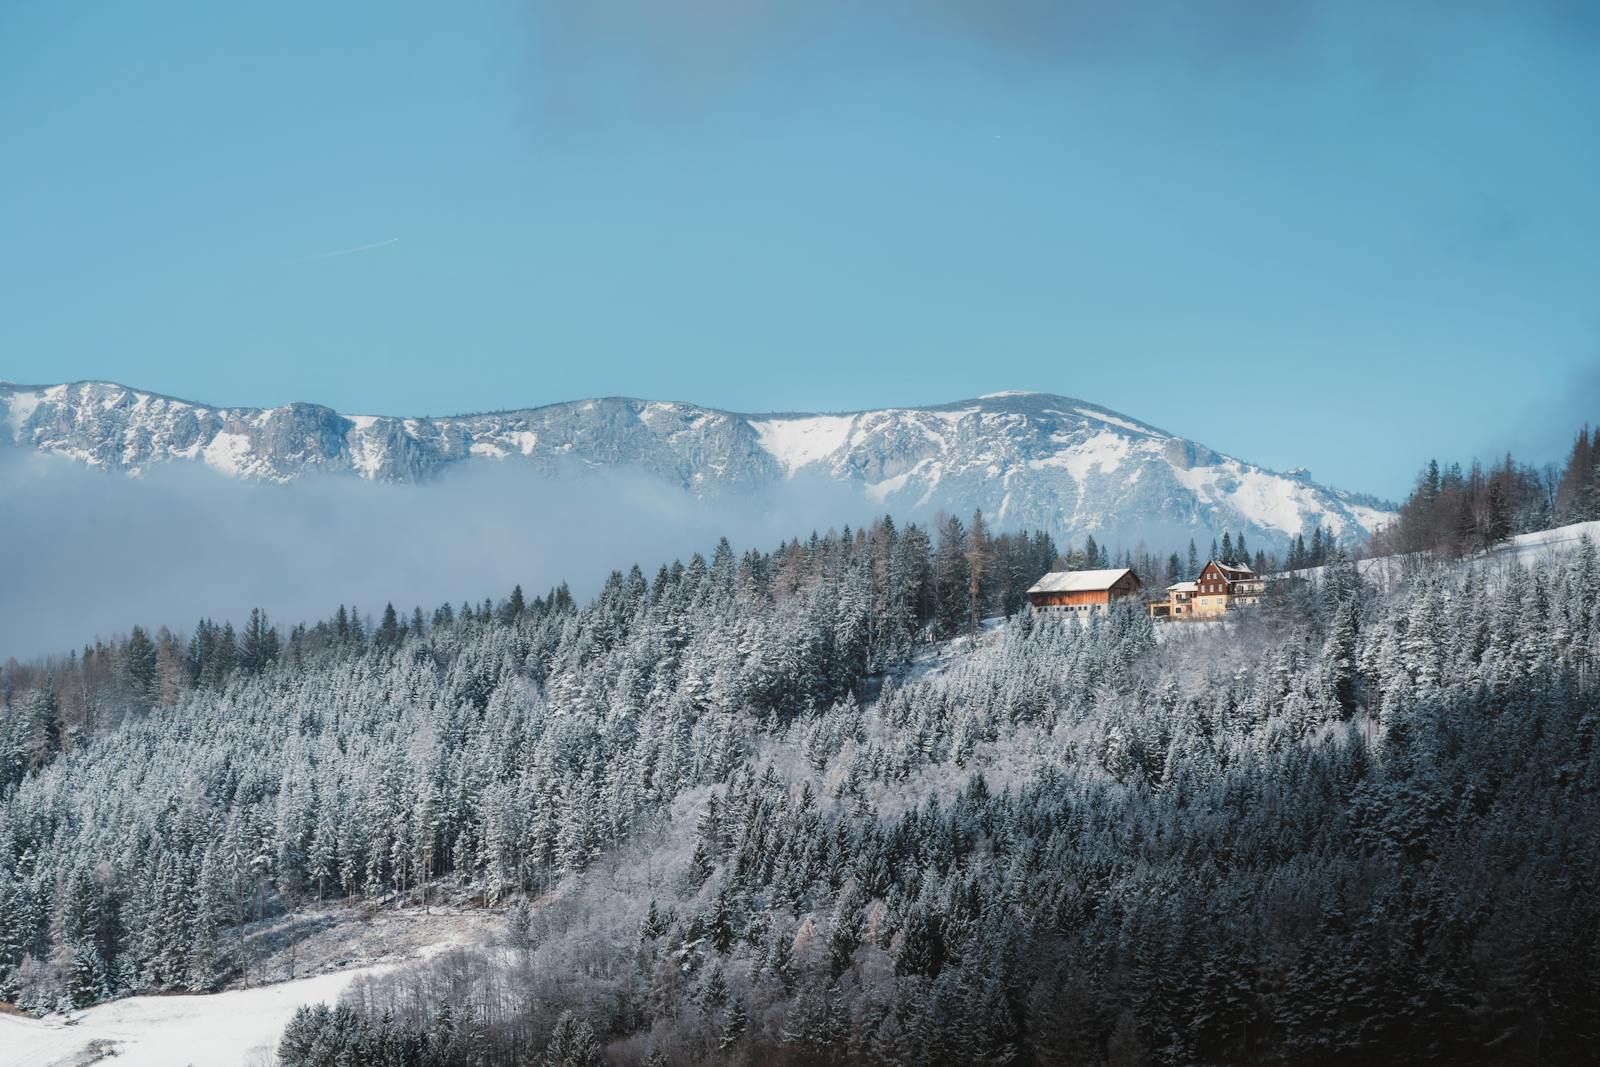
left=1027, top=568, right=1138, bottom=594
left=1202, top=560, right=1258, bottom=580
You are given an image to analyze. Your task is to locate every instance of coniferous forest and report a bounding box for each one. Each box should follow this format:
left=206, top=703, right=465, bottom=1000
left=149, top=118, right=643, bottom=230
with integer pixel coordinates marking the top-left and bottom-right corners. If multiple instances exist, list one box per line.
left=2, top=508, right=1598, bottom=1066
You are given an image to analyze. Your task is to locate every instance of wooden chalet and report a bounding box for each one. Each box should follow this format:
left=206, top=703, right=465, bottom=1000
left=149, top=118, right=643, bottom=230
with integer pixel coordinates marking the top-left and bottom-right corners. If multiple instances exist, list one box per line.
left=1026, top=568, right=1142, bottom=615
left=1185, top=560, right=1265, bottom=619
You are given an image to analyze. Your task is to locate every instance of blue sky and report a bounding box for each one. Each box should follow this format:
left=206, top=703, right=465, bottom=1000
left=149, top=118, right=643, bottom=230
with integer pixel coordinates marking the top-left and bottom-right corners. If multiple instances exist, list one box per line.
left=3, top=1, right=1597, bottom=500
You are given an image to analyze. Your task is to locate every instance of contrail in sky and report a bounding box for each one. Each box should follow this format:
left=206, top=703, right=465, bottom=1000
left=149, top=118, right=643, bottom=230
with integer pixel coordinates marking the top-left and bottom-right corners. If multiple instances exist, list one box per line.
left=305, top=237, right=400, bottom=261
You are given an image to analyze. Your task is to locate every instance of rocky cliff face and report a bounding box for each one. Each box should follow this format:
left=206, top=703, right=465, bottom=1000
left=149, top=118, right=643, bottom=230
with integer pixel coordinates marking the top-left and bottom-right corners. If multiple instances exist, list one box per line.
left=1, top=380, right=1392, bottom=547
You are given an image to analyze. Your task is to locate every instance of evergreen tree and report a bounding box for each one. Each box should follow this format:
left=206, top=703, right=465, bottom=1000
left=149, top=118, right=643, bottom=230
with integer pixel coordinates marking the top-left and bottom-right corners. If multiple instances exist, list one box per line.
left=1323, top=599, right=1360, bottom=714
left=120, top=625, right=159, bottom=711
left=933, top=515, right=971, bottom=639
left=376, top=603, right=401, bottom=649
left=966, top=510, right=994, bottom=635
left=1483, top=480, right=1511, bottom=546
left=543, top=1011, right=602, bottom=1067
left=238, top=608, right=279, bottom=675
left=211, top=621, right=238, bottom=689
left=499, top=585, right=526, bottom=626
left=720, top=997, right=748, bottom=1051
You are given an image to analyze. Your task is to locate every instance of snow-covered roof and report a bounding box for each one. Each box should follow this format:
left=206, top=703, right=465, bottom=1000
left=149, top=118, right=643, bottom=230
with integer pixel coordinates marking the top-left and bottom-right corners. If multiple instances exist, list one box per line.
left=1207, top=561, right=1257, bottom=578
left=1027, top=568, right=1136, bottom=594
left=1167, top=581, right=1197, bottom=593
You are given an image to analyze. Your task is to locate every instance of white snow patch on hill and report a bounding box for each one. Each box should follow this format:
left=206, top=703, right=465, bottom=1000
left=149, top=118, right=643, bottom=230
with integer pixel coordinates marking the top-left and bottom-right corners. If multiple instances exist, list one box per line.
left=866, top=466, right=919, bottom=502
left=1030, top=430, right=1131, bottom=481
left=1345, top=502, right=1392, bottom=532
left=750, top=414, right=855, bottom=475
left=1168, top=458, right=1225, bottom=505
left=1228, top=468, right=1317, bottom=536
left=1073, top=407, right=1155, bottom=436
left=202, top=432, right=254, bottom=477
left=7, top=387, right=42, bottom=432
left=350, top=433, right=386, bottom=477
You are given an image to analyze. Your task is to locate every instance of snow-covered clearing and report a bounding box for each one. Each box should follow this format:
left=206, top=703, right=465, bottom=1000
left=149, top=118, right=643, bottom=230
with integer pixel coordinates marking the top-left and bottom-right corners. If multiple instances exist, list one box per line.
left=2, top=964, right=385, bottom=1067
left=1, top=901, right=496, bottom=1067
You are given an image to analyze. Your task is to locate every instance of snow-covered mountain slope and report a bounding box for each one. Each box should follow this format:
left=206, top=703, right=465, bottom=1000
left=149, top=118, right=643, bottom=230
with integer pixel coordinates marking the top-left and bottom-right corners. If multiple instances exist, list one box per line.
left=0, top=380, right=1393, bottom=547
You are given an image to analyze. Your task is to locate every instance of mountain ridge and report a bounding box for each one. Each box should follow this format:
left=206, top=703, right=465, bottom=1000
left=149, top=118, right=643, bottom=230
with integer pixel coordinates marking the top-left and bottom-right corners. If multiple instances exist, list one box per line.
left=0, top=379, right=1393, bottom=548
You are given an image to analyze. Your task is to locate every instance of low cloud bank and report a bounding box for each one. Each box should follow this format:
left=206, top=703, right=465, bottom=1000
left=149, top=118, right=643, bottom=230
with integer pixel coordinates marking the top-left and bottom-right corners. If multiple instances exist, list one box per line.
left=0, top=454, right=877, bottom=660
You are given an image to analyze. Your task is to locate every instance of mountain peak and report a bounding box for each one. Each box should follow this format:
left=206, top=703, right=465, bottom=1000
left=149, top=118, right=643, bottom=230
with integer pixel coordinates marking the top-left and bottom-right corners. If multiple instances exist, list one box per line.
left=1, top=380, right=1392, bottom=547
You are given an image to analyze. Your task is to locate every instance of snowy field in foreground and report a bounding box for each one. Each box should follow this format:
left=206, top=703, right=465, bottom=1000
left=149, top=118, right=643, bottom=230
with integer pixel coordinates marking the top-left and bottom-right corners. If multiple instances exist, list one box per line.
left=1, top=963, right=393, bottom=1067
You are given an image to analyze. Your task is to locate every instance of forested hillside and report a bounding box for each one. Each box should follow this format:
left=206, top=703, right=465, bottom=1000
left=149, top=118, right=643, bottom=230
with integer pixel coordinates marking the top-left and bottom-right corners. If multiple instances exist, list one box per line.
left=0, top=516, right=1055, bottom=998
left=0, top=515, right=1059, bottom=788
left=3, top=514, right=1599, bottom=1065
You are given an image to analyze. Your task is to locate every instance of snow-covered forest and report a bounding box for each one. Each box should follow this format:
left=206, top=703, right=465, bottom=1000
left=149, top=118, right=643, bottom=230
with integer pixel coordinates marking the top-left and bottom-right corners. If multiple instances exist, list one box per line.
left=3, top=512, right=1599, bottom=1065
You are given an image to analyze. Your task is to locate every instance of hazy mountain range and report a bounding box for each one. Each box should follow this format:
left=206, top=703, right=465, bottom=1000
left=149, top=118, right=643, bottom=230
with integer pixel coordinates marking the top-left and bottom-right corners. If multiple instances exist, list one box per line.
left=0, top=380, right=1392, bottom=548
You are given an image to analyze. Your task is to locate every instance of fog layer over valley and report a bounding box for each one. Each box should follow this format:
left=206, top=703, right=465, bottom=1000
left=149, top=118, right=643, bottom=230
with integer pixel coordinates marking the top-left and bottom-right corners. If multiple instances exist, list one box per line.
left=0, top=452, right=874, bottom=659
left=1, top=382, right=1395, bottom=586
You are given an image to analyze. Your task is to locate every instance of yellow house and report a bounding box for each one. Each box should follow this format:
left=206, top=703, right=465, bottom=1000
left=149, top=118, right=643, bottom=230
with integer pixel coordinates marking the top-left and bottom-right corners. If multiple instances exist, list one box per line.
left=1147, top=581, right=1196, bottom=620
left=1188, top=560, right=1265, bottom=619
left=1149, top=561, right=1266, bottom=621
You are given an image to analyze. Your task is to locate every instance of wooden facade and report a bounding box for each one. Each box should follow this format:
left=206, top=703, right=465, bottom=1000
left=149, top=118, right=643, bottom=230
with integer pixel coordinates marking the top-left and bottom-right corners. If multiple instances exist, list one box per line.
left=1026, top=568, right=1143, bottom=615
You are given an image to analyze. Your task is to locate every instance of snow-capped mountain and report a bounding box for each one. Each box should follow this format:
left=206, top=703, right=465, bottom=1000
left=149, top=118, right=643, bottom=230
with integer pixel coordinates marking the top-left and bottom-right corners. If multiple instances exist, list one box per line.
left=0, top=380, right=1393, bottom=547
